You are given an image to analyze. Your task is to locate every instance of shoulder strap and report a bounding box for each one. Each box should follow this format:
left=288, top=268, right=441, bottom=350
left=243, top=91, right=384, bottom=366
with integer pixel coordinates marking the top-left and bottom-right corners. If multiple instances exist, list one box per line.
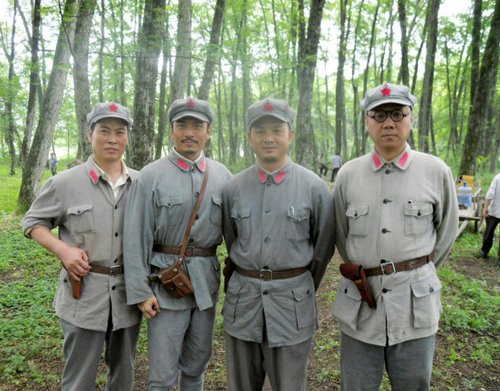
left=179, top=161, right=210, bottom=259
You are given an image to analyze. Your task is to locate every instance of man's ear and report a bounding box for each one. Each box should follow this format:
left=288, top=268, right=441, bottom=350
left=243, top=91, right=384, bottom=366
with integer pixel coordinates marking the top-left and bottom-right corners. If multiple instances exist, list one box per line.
left=87, top=129, right=93, bottom=143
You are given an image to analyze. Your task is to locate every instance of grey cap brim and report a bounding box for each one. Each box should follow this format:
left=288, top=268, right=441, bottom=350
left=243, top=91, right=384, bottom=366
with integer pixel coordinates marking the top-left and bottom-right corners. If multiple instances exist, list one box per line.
left=90, top=113, right=133, bottom=127
left=247, top=113, right=291, bottom=130
left=365, top=97, right=414, bottom=112
left=171, top=111, right=210, bottom=123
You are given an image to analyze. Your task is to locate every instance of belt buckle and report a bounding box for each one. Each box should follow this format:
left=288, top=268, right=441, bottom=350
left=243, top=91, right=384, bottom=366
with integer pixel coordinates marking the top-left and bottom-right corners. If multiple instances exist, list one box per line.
left=109, top=265, right=122, bottom=276
left=380, top=262, right=396, bottom=275
left=259, top=268, right=273, bottom=281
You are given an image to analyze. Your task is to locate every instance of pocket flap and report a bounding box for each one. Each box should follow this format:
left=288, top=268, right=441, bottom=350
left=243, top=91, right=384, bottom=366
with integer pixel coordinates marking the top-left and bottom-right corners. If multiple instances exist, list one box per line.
left=287, top=207, right=310, bottom=222
left=404, top=202, right=433, bottom=218
left=67, top=204, right=93, bottom=216
left=157, top=195, right=183, bottom=208
left=292, top=286, right=313, bottom=301
left=411, top=275, right=442, bottom=298
left=338, top=277, right=362, bottom=300
left=231, top=208, right=251, bottom=220
left=211, top=196, right=222, bottom=208
left=346, top=204, right=369, bottom=219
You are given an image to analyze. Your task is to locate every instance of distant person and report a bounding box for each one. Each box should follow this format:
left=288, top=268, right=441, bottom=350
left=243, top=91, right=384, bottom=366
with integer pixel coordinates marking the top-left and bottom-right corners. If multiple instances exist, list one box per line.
left=23, top=102, right=141, bottom=391
left=331, top=152, right=342, bottom=182
left=317, top=153, right=329, bottom=177
left=332, top=83, right=458, bottom=390
left=480, top=173, right=500, bottom=265
left=222, top=98, right=335, bottom=390
left=49, top=152, right=58, bottom=176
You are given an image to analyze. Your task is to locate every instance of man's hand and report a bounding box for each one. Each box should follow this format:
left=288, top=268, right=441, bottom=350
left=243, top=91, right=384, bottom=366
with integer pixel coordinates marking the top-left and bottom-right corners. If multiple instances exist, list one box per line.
left=483, top=205, right=490, bottom=218
left=138, top=296, right=160, bottom=319
left=58, top=244, right=90, bottom=281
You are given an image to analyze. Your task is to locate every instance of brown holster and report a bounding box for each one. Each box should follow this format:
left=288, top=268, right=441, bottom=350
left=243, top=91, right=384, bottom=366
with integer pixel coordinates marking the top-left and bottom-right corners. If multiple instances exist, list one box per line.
left=339, top=263, right=376, bottom=309
left=151, top=163, right=209, bottom=299
left=68, top=274, right=82, bottom=299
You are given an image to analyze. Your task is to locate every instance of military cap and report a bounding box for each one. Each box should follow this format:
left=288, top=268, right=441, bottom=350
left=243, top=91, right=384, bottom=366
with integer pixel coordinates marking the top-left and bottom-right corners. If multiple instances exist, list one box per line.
left=245, top=98, right=296, bottom=130
left=86, top=102, right=133, bottom=128
left=362, top=83, right=417, bottom=113
left=167, top=97, right=214, bottom=125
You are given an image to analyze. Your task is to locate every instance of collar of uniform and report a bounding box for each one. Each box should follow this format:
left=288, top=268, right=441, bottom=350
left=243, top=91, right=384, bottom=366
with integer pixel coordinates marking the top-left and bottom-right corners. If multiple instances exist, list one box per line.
left=88, top=156, right=129, bottom=184
left=371, top=144, right=412, bottom=171
left=169, top=147, right=206, bottom=172
left=256, top=159, right=291, bottom=184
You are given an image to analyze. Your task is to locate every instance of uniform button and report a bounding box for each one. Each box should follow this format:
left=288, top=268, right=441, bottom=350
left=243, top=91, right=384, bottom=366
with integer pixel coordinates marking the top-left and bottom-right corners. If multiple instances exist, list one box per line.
left=381, top=228, right=390, bottom=234
left=383, top=199, right=392, bottom=204
left=114, top=205, right=118, bottom=210
left=263, top=265, right=269, bottom=269
left=429, top=287, right=434, bottom=293
left=265, top=209, right=271, bottom=214
left=417, top=210, right=422, bottom=217
left=114, top=232, right=119, bottom=237
left=385, top=169, right=391, bottom=174
left=382, top=288, right=389, bottom=293
left=263, top=290, right=269, bottom=295
left=266, top=182, right=271, bottom=187
left=114, top=259, right=118, bottom=263
left=264, top=237, right=271, bottom=243
left=380, top=259, right=387, bottom=263
left=189, top=238, right=194, bottom=243
left=195, top=214, right=199, bottom=220
left=195, top=191, right=200, bottom=197
left=112, top=286, right=116, bottom=290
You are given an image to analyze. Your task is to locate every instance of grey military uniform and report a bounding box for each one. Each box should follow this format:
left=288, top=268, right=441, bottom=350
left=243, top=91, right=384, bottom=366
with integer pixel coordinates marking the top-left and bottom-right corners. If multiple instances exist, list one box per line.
left=222, top=160, right=335, bottom=390
left=22, top=156, right=141, bottom=390
left=123, top=148, right=231, bottom=390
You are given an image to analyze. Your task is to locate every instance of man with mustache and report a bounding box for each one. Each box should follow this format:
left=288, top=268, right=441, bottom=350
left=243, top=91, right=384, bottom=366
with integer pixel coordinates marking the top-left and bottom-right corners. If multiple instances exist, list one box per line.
left=23, top=102, right=141, bottom=390
left=123, top=97, right=231, bottom=390
left=332, top=83, right=458, bottom=390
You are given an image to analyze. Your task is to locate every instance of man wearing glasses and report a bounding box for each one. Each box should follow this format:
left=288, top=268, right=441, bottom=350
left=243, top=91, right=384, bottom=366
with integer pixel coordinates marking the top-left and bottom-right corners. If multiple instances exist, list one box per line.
left=332, top=83, right=458, bottom=390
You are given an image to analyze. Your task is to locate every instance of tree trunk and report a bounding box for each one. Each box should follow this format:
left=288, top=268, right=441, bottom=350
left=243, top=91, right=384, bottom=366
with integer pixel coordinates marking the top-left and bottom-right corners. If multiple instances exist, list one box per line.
left=335, top=0, right=348, bottom=157
left=295, top=0, right=325, bottom=168
left=397, top=0, right=409, bottom=85
left=5, top=0, right=18, bottom=176
left=18, top=0, right=79, bottom=210
left=417, top=0, right=440, bottom=152
left=168, top=0, right=192, bottom=105
left=73, top=0, right=97, bottom=160
left=460, top=0, right=500, bottom=175
left=198, top=0, right=226, bottom=101
left=129, top=0, right=166, bottom=169
left=154, top=12, right=172, bottom=160
left=469, top=0, right=483, bottom=106
left=20, top=0, right=42, bottom=168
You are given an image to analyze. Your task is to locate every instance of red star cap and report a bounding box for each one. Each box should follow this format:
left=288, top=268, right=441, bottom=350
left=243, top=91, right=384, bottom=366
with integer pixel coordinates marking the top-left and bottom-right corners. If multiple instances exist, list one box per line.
left=362, top=82, right=417, bottom=112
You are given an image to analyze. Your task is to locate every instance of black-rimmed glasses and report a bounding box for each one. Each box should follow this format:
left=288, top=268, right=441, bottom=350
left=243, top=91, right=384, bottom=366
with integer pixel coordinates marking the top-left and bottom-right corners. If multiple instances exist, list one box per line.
left=367, top=110, right=410, bottom=123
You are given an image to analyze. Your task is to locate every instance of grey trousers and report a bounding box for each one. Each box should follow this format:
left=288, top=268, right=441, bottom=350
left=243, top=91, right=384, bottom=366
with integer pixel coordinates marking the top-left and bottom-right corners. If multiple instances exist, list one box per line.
left=225, top=332, right=313, bottom=391
left=340, top=332, right=436, bottom=391
left=60, top=318, right=140, bottom=391
left=148, top=306, right=216, bottom=391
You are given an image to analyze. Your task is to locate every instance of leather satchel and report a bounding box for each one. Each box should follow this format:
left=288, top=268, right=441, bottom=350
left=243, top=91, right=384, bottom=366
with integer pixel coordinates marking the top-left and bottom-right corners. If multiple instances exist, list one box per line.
left=339, top=263, right=377, bottom=309
left=155, top=163, right=209, bottom=298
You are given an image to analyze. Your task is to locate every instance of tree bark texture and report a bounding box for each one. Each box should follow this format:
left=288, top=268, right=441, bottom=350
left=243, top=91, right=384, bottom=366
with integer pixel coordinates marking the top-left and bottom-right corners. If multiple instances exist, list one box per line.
left=73, top=0, right=97, bottom=160
left=5, top=0, right=18, bottom=176
left=18, top=0, right=79, bottom=210
left=129, top=0, right=166, bottom=169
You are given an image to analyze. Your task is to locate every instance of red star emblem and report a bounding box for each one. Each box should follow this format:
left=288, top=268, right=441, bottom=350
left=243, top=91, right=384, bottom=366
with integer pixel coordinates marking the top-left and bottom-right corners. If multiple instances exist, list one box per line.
left=186, top=99, right=195, bottom=109
left=109, top=103, right=118, bottom=112
left=263, top=101, right=273, bottom=112
left=381, top=86, right=391, bottom=96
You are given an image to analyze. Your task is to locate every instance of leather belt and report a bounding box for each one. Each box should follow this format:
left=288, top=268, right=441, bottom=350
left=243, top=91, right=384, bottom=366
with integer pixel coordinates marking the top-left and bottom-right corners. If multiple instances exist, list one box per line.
left=90, top=264, right=123, bottom=276
left=153, top=244, right=217, bottom=257
left=234, top=265, right=308, bottom=281
left=364, top=254, right=433, bottom=277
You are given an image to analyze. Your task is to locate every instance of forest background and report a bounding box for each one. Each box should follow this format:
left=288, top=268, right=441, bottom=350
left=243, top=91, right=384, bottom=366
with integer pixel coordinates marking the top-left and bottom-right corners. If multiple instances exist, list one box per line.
left=0, top=0, right=499, bottom=209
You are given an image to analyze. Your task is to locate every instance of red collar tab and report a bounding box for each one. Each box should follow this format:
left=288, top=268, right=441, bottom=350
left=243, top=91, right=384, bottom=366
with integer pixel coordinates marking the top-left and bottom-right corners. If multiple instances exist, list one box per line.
left=177, top=159, right=190, bottom=171
left=398, top=151, right=409, bottom=167
left=89, top=169, right=99, bottom=184
left=198, top=160, right=206, bottom=172
left=258, top=169, right=287, bottom=184
left=372, top=154, right=383, bottom=169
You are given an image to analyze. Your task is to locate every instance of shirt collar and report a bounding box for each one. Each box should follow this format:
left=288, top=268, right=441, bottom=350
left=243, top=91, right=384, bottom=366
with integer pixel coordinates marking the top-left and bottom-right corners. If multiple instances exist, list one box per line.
left=169, top=147, right=206, bottom=172
left=371, top=144, right=412, bottom=171
left=87, top=156, right=129, bottom=184
left=256, top=159, right=291, bottom=184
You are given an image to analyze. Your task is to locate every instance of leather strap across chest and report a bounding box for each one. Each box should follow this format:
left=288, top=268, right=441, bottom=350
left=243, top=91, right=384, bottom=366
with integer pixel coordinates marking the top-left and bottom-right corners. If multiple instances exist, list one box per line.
left=364, top=253, right=433, bottom=277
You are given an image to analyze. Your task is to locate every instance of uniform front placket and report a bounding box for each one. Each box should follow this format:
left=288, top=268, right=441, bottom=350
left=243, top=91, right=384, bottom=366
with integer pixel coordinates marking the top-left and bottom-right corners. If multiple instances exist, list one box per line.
left=260, top=176, right=274, bottom=306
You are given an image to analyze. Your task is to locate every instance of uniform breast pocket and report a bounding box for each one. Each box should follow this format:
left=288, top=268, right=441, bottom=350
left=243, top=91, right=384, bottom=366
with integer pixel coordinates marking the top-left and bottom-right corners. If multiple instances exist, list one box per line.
left=231, top=208, right=251, bottom=240
left=404, top=202, right=433, bottom=236
left=66, top=204, right=95, bottom=233
left=286, top=207, right=310, bottom=241
left=346, top=204, right=369, bottom=237
left=209, top=196, right=223, bottom=227
left=156, top=195, right=184, bottom=227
